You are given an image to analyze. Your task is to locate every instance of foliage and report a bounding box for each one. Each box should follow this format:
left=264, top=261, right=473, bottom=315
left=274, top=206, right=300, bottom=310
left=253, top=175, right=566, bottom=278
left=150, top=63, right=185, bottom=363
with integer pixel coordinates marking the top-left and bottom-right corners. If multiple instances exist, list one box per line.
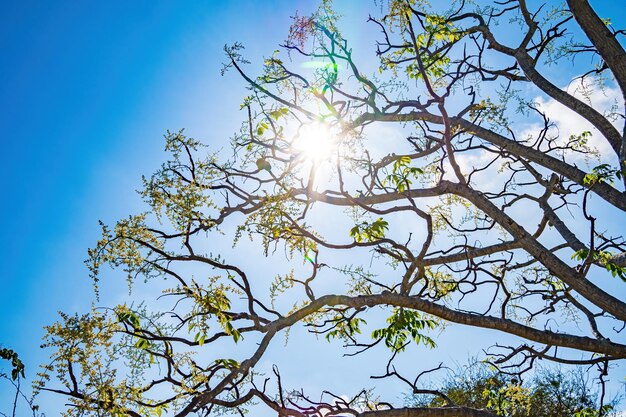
left=0, top=348, right=25, bottom=381
left=409, top=365, right=619, bottom=417
left=349, top=218, right=390, bottom=243
left=370, top=308, right=437, bottom=351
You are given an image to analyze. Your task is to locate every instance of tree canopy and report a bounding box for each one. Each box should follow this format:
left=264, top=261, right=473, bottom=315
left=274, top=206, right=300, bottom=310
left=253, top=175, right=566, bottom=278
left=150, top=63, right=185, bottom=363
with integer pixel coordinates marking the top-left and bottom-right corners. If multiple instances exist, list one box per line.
left=409, top=363, right=616, bottom=417
left=38, top=1, right=626, bottom=416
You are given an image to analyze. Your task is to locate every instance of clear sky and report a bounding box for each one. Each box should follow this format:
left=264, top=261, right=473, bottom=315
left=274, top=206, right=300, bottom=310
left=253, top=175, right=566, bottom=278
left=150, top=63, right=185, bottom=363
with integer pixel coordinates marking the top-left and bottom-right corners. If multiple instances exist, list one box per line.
left=1, top=1, right=625, bottom=415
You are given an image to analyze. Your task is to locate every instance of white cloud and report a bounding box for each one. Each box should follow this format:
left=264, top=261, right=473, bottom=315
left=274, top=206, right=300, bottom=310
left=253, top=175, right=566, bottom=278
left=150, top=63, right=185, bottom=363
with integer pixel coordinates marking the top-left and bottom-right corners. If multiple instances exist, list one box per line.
left=530, top=78, right=622, bottom=165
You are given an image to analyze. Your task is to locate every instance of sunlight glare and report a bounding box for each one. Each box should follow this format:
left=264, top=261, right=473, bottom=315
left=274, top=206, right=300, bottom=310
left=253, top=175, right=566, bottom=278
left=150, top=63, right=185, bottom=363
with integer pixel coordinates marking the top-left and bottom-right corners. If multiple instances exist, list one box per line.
left=293, top=122, right=336, bottom=162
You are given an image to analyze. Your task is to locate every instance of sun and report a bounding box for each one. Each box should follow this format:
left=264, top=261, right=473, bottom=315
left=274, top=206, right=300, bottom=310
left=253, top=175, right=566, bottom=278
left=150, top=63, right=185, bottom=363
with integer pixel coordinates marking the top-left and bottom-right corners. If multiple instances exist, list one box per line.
left=292, top=121, right=337, bottom=162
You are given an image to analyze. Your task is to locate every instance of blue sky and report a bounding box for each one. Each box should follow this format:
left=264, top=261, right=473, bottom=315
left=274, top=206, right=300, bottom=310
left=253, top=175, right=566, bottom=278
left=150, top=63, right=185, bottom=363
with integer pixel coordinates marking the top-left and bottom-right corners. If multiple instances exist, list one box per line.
left=1, top=1, right=625, bottom=415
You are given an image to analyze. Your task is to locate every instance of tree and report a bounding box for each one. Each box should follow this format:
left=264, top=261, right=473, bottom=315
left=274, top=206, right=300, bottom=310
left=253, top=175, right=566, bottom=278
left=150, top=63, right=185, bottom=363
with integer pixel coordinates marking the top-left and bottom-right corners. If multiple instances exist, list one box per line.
left=37, top=1, right=626, bottom=416
left=408, top=363, right=620, bottom=417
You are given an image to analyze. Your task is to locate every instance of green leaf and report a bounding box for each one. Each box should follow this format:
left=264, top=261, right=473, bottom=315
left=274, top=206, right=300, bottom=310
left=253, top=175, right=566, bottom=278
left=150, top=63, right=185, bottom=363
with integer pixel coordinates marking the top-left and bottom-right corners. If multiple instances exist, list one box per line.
left=256, top=158, right=272, bottom=172
left=0, top=348, right=25, bottom=380
left=134, top=338, right=150, bottom=350
left=371, top=309, right=438, bottom=352
left=215, top=358, right=240, bottom=370
left=194, top=332, right=207, bottom=346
